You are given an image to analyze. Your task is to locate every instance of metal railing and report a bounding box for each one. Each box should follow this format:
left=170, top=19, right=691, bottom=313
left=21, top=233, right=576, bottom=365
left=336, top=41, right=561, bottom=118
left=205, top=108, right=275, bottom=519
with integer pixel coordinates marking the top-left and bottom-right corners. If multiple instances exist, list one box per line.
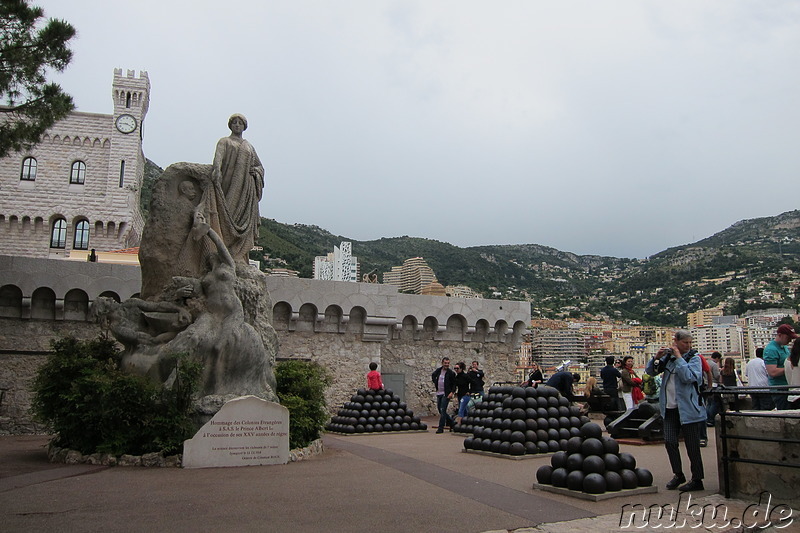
left=709, top=385, right=800, bottom=498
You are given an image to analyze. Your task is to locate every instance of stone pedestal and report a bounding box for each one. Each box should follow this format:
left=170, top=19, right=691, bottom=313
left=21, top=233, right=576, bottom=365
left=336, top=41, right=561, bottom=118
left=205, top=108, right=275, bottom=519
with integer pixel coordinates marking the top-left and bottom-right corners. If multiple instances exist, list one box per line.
left=182, top=396, right=289, bottom=468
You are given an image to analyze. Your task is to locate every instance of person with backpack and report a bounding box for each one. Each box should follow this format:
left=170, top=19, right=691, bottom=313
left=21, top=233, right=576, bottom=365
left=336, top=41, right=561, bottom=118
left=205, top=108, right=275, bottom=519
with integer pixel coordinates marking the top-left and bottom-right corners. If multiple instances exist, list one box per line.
left=646, top=330, right=706, bottom=492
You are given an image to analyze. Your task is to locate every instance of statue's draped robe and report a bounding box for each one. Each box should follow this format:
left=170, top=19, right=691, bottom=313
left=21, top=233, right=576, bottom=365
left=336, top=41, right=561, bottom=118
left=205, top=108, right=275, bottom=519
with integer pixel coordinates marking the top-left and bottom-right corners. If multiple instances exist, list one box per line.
left=207, top=136, right=264, bottom=264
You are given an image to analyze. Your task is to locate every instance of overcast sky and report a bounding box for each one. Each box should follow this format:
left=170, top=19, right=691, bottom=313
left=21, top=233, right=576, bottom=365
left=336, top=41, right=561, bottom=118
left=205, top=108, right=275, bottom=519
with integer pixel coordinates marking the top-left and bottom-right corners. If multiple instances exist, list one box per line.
left=36, top=1, right=800, bottom=259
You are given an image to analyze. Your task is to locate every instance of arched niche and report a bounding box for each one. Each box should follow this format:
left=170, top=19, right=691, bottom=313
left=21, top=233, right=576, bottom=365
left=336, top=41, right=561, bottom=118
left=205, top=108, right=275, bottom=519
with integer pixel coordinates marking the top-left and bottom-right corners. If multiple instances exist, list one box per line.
left=0, top=284, right=23, bottom=318
left=31, top=287, right=56, bottom=320
left=297, top=303, right=318, bottom=332
left=346, top=306, right=366, bottom=334
left=272, top=301, right=291, bottom=330
left=98, top=290, right=120, bottom=302
left=64, top=288, right=89, bottom=321
left=323, top=305, right=343, bottom=333
left=494, top=320, right=509, bottom=342
left=401, top=315, right=418, bottom=341
left=443, top=314, right=466, bottom=341
left=422, top=316, right=438, bottom=340
left=473, top=319, right=489, bottom=342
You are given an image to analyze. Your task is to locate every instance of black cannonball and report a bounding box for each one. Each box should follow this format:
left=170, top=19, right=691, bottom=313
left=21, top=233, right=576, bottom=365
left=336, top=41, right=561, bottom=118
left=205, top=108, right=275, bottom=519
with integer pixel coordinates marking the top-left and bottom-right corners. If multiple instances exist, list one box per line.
left=509, top=441, right=525, bottom=456
left=365, top=394, right=374, bottom=403
left=618, top=452, right=637, bottom=471
left=511, top=419, right=527, bottom=432
left=635, top=468, right=653, bottom=487
left=364, top=423, right=374, bottom=432
left=536, top=464, right=554, bottom=484
left=369, top=409, right=379, bottom=418
left=558, top=396, right=570, bottom=407
left=550, top=467, right=568, bottom=487
left=569, top=405, right=581, bottom=416
left=501, top=408, right=513, bottom=419
left=376, top=416, right=385, bottom=425
left=500, top=418, right=512, bottom=430
left=536, top=429, right=549, bottom=442
left=419, top=423, right=427, bottom=430
left=358, top=417, right=367, bottom=425
left=463, top=437, right=474, bottom=450
left=410, top=422, right=419, bottom=430
left=551, top=450, right=568, bottom=468
left=525, top=408, right=538, bottom=421
left=395, top=408, right=405, bottom=417
left=511, top=386, right=525, bottom=398
left=502, top=397, right=513, bottom=409
left=488, top=385, right=501, bottom=395
left=583, top=472, right=607, bottom=494
left=399, top=401, right=407, bottom=410
left=566, top=469, right=585, bottom=491
left=384, top=416, right=395, bottom=425
left=537, top=441, right=550, bottom=453
left=524, top=429, right=538, bottom=442
left=493, top=407, right=504, bottom=418
left=536, top=397, right=549, bottom=408
left=603, top=453, right=622, bottom=472
left=391, top=422, right=401, bottom=431
left=536, top=418, right=549, bottom=431
left=547, top=417, right=560, bottom=429
left=583, top=455, right=606, bottom=475
left=569, top=427, right=582, bottom=438
left=569, top=416, right=582, bottom=428
left=602, top=436, right=620, bottom=455
left=491, top=440, right=503, bottom=453
left=481, top=439, right=493, bottom=452
left=558, top=406, right=570, bottom=417
left=510, top=430, right=525, bottom=444
left=547, top=439, right=560, bottom=452
left=547, top=428, right=560, bottom=441
left=539, top=385, right=558, bottom=398
left=559, top=438, right=569, bottom=450
left=558, top=416, right=571, bottom=429
left=547, top=397, right=560, bottom=408
left=498, top=441, right=512, bottom=454
left=536, top=407, right=549, bottom=418
left=472, top=426, right=483, bottom=438
left=511, top=397, right=526, bottom=410
left=499, top=385, right=513, bottom=395
left=525, top=386, right=538, bottom=398
left=525, top=418, right=538, bottom=431
left=620, top=468, right=638, bottom=489
left=580, top=422, right=603, bottom=440
left=525, top=397, right=538, bottom=409
left=558, top=428, right=571, bottom=440
left=512, top=408, right=526, bottom=420
left=481, top=427, right=493, bottom=440
left=355, top=424, right=365, bottom=433
left=604, top=471, right=623, bottom=491
left=579, top=415, right=591, bottom=425
left=500, top=429, right=512, bottom=442
left=412, top=416, right=421, bottom=424
left=525, top=441, right=539, bottom=455
left=581, top=438, right=604, bottom=457
left=491, top=418, right=504, bottom=430
left=403, top=415, right=413, bottom=424
left=373, top=423, right=383, bottom=432
left=566, top=436, right=583, bottom=454
left=345, top=425, right=355, bottom=433
left=387, top=408, right=396, bottom=416
left=566, top=452, right=584, bottom=471
left=491, top=428, right=502, bottom=441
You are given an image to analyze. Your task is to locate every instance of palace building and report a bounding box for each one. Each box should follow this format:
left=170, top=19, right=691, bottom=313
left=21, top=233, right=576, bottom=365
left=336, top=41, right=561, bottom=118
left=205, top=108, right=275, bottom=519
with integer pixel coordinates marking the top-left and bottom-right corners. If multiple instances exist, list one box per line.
left=0, top=69, right=150, bottom=259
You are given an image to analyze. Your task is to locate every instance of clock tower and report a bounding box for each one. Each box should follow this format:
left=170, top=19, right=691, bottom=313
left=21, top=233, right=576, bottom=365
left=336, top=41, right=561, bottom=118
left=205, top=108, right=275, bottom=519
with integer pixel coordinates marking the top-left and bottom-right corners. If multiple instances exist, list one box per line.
left=109, top=68, right=150, bottom=245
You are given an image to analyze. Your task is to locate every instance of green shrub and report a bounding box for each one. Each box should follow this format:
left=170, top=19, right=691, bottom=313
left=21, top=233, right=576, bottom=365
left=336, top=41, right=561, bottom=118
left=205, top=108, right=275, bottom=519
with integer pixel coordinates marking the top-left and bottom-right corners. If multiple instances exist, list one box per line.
left=31, top=336, right=201, bottom=456
left=275, top=359, right=331, bottom=449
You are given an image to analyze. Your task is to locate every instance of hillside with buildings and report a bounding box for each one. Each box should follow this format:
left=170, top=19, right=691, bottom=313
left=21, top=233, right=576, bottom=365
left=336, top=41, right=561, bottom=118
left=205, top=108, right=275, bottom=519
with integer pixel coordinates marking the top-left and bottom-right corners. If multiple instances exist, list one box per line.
left=140, top=161, right=800, bottom=329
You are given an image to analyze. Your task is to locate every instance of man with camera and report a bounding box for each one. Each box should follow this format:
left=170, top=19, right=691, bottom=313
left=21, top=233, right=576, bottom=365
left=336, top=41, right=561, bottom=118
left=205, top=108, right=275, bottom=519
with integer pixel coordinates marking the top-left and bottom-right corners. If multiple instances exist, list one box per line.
left=646, top=330, right=706, bottom=492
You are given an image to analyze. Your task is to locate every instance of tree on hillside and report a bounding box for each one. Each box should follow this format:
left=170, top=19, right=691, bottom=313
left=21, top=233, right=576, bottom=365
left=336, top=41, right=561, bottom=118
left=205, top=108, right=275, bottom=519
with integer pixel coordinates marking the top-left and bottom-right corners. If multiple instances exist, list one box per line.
left=0, top=0, right=75, bottom=158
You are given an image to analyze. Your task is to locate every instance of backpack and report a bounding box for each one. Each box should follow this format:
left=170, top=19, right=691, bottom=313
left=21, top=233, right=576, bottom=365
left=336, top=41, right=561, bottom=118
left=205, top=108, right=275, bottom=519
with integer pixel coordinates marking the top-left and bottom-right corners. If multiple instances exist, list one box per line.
left=642, top=373, right=657, bottom=396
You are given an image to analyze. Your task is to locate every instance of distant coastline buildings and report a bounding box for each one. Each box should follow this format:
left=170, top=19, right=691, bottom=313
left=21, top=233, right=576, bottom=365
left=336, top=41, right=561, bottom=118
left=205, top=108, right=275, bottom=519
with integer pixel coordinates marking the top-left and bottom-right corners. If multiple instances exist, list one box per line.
left=383, top=257, right=438, bottom=294
left=313, top=241, right=359, bottom=282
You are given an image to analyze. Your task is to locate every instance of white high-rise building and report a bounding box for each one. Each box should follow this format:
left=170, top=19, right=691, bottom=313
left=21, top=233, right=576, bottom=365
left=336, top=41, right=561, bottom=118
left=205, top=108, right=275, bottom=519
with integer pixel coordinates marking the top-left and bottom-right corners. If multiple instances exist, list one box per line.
left=313, top=241, right=359, bottom=282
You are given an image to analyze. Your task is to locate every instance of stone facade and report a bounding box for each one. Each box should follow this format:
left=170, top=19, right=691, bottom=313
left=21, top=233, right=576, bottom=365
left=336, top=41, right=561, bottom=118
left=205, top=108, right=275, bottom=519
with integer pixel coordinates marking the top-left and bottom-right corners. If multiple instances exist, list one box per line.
left=0, top=255, right=530, bottom=433
left=0, top=69, right=150, bottom=259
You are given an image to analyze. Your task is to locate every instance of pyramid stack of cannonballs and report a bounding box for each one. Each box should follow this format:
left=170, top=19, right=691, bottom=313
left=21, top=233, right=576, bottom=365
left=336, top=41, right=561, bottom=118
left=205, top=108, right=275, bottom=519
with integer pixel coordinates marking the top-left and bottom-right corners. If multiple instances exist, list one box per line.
left=458, top=385, right=591, bottom=456
left=326, top=388, right=427, bottom=434
left=534, top=422, right=654, bottom=495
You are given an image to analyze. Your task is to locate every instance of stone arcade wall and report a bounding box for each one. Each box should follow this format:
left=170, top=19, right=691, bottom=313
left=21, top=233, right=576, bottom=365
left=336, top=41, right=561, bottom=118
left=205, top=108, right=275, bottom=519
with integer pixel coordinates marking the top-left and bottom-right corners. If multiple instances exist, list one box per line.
left=0, top=255, right=530, bottom=433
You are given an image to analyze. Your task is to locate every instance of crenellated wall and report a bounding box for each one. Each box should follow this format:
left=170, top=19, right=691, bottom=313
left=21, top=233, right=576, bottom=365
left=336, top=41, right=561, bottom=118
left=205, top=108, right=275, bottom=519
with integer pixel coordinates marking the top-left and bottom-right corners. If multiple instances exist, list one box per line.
left=0, top=255, right=530, bottom=433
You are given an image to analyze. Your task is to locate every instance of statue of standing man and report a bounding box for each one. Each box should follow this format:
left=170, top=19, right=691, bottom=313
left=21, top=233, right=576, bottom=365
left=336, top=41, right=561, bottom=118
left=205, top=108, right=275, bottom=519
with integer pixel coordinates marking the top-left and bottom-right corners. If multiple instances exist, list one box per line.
left=202, top=113, right=264, bottom=264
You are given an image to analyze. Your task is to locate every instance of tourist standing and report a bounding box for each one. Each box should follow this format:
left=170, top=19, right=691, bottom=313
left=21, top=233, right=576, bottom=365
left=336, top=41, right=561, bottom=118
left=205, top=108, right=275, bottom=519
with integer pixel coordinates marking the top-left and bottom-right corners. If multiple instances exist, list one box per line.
left=764, top=324, right=798, bottom=409
left=454, top=362, right=472, bottom=424
left=600, top=355, right=623, bottom=410
left=784, top=341, right=800, bottom=409
left=431, top=357, right=456, bottom=433
left=646, top=330, right=705, bottom=492
left=745, top=348, right=774, bottom=410
left=523, top=362, right=544, bottom=387
left=468, top=360, right=485, bottom=398
left=620, top=356, right=640, bottom=410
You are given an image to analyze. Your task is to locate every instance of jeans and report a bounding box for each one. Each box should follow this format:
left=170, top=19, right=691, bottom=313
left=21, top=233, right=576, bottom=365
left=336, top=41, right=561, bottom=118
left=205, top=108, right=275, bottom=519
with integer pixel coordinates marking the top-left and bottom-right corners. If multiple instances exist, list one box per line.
left=457, top=395, right=471, bottom=418
left=437, top=394, right=454, bottom=430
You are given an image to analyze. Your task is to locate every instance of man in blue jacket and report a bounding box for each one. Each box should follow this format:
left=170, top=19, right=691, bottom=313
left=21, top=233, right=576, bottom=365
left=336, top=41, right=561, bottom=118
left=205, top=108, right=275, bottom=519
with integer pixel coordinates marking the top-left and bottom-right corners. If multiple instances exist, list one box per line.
left=431, top=357, right=456, bottom=433
left=646, top=330, right=706, bottom=492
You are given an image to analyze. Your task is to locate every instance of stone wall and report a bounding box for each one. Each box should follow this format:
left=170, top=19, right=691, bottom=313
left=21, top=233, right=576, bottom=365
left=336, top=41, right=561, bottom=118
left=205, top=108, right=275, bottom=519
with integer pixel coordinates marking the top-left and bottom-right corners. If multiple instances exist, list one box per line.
left=717, top=412, right=800, bottom=501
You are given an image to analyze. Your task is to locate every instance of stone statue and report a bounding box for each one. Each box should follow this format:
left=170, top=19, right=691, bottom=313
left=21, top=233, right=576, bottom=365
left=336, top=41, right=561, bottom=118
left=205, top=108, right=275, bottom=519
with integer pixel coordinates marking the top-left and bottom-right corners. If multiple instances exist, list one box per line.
left=205, top=113, right=264, bottom=265
left=104, top=115, right=279, bottom=422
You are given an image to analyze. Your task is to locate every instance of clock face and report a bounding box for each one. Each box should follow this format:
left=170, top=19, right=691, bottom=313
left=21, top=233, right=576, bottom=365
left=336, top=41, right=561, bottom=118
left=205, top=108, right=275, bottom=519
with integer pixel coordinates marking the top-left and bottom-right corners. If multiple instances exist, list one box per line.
left=115, top=114, right=137, bottom=134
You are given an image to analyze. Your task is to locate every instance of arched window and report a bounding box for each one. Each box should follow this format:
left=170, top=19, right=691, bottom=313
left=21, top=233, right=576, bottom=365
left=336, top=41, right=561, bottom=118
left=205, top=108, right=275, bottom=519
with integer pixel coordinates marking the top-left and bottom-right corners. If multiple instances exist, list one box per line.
left=70, top=161, right=86, bottom=184
left=50, top=218, right=67, bottom=248
left=73, top=220, right=90, bottom=250
left=20, top=157, right=37, bottom=181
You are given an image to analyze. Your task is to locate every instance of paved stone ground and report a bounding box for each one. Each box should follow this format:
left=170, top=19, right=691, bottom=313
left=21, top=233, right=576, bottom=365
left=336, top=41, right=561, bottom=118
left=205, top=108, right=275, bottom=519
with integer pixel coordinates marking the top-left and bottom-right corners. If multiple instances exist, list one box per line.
left=1, top=420, right=796, bottom=532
